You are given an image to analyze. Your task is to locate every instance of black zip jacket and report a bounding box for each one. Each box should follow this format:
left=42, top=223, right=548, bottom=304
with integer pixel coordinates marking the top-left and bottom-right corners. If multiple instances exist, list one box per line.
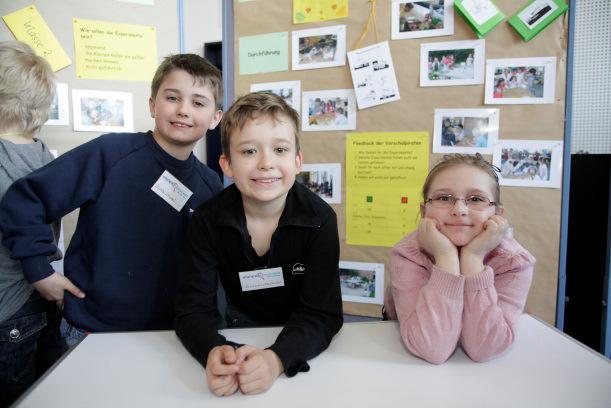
left=175, top=182, right=343, bottom=377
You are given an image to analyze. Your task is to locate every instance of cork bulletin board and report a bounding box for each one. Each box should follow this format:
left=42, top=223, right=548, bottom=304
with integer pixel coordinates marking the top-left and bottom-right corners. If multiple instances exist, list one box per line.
left=232, top=0, right=568, bottom=324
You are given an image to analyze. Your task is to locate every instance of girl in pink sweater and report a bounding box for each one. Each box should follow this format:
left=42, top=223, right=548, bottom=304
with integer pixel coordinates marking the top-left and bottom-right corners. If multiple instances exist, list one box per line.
left=385, top=154, right=535, bottom=364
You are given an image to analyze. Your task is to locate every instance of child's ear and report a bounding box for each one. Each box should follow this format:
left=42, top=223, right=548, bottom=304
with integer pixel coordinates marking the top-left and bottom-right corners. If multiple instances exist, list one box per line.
left=208, top=110, right=223, bottom=130
left=149, top=97, right=155, bottom=118
left=496, top=206, right=505, bottom=216
left=294, top=150, right=303, bottom=173
left=219, top=154, right=233, bottom=178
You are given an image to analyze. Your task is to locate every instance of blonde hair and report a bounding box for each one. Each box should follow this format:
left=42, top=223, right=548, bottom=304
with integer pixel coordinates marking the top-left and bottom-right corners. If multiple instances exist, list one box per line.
left=422, top=153, right=502, bottom=205
left=151, top=53, right=223, bottom=110
left=221, top=92, right=300, bottom=157
left=0, top=41, right=55, bottom=136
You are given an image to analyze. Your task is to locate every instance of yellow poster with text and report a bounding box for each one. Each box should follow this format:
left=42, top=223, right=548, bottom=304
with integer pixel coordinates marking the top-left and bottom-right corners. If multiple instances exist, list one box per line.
left=73, top=18, right=157, bottom=81
left=346, top=132, right=429, bottom=247
left=293, top=0, right=348, bottom=24
left=2, top=5, right=71, bottom=71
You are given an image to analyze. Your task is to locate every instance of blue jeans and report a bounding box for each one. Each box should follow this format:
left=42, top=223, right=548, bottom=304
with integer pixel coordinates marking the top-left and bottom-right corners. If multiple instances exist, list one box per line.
left=60, top=320, right=87, bottom=348
left=0, top=294, right=67, bottom=407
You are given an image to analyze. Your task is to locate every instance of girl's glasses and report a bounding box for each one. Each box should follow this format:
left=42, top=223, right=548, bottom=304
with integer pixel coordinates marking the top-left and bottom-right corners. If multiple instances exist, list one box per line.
left=425, top=194, right=496, bottom=211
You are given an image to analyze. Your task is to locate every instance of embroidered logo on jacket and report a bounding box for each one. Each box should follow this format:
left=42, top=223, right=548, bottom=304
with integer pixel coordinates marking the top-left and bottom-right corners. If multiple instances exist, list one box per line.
left=292, top=263, right=306, bottom=275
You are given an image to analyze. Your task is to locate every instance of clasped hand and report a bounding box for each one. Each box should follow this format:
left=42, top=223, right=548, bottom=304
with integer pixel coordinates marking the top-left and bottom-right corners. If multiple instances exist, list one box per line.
left=205, top=344, right=283, bottom=397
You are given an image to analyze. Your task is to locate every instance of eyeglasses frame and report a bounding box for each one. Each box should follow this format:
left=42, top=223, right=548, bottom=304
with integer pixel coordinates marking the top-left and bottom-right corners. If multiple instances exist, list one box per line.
left=424, top=194, right=497, bottom=211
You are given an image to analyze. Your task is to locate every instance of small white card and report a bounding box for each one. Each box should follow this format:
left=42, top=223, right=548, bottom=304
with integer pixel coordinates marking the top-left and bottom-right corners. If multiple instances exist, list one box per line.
left=239, top=267, right=285, bottom=292
left=151, top=170, right=193, bottom=212
left=347, top=41, right=400, bottom=110
left=461, top=0, right=499, bottom=26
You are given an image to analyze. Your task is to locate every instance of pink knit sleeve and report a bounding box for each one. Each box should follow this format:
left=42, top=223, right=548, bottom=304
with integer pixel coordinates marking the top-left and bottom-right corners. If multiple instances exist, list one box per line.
left=459, top=249, right=535, bottom=362
left=390, top=245, right=465, bottom=364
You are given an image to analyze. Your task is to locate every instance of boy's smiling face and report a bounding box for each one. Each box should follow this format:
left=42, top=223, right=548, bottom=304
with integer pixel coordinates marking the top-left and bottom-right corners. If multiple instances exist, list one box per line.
left=219, top=114, right=302, bottom=209
left=149, top=69, right=221, bottom=159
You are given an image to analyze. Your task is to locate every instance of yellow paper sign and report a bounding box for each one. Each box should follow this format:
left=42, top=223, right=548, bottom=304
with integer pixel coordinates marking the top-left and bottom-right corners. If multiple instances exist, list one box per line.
left=2, top=5, right=72, bottom=71
left=346, top=132, right=429, bottom=247
left=73, top=18, right=157, bottom=81
left=293, top=0, right=348, bottom=24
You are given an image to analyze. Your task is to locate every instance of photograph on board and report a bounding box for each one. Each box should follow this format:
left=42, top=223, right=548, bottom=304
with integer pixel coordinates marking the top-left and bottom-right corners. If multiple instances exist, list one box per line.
left=492, top=139, right=563, bottom=188
left=517, top=0, right=558, bottom=29
left=46, top=83, right=70, bottom=126
left=297, top=163, right=342, bottom=204
left=420, top=39, right=485, bottom=86
left=433, top=108, right=499, bottom=154
left=250, top=80, right=301, bottom=113
left=485, top=57, right=556, bottom=104
left=72, top=89, right=134, bottom=133
left=339, top=261, right=384, bottom=305
left=292, top=25, right=346, bottom=71
left=301, top=89, right=357, bottom=131
left=391, top=0, right=454, bottom=40
left=507, top=0, right=568, bottom=42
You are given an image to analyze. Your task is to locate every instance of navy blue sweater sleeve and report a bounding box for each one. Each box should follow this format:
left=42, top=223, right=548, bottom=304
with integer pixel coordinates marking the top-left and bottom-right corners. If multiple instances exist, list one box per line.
left=0, top=134, right=141, bottom=283
left=268, top=210, right=343, bottom=376
left=175, top=211, right=228, bottom=365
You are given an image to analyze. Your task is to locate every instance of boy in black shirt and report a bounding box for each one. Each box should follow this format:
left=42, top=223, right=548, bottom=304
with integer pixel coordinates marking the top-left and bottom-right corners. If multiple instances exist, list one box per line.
left=175, top=92, right=342, bottom=396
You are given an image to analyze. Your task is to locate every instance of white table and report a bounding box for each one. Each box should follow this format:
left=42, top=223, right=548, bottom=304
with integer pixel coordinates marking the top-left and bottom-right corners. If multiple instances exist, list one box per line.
left=15, top=315, right=611, bottom=408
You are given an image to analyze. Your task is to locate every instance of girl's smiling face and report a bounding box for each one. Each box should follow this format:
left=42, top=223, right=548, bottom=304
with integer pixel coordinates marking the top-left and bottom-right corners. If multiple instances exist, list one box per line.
left=421, top=165, right=503, bottom=247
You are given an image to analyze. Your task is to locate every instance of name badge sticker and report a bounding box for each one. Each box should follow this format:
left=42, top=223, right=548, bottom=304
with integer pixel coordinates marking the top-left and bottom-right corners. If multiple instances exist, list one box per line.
left=239, top=267, right=285, bottom=292
left=151, top=170, right=193, bottom=212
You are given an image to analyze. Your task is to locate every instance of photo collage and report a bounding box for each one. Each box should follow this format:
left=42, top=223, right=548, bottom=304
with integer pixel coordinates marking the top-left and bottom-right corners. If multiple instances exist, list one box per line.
left=242, top=0, right=567, bottom=309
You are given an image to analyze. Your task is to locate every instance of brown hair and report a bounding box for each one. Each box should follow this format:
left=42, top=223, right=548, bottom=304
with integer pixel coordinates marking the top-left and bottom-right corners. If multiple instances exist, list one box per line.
left=0, top=41, right=55, bottom=136
left=422, top=153, right=502, bottom=205
left=150, top=53, right=222, bottom=110
left=221, top=92, right=300, bottom=157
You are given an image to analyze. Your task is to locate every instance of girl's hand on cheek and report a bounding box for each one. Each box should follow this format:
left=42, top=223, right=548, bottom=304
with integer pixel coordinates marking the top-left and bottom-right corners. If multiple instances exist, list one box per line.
left=462, top=215, right=509, bottom=259
left=418, top=218, right=460, bottom=276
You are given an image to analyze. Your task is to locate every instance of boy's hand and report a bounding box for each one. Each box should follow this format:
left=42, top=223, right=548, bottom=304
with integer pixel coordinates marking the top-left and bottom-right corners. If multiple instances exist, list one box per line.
left=417, top=218, right=460, bottom=276
left=206, top=345, right=240, bottom=397
left=235, top=346, right=283, bottom=395
left=32, top=272, right=85, bottom=307
left=460, top=215, right=509, bottom=276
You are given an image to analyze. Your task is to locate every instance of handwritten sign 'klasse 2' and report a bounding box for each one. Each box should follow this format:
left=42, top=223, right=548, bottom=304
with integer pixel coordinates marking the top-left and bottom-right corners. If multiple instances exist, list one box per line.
left=2, top=5, right=72, bottom=71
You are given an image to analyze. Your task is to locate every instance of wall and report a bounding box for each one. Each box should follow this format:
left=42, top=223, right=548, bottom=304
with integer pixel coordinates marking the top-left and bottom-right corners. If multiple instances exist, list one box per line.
left=184, top=0, right=223, bottom=162
left=184, top=0, right=222, bottom=55
left=570, top=0, right=611, bottom=154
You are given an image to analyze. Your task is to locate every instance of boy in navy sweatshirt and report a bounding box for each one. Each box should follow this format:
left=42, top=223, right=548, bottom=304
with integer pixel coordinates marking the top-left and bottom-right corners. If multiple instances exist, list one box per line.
left=175, top=92, right=343, bottom=396
left=0, top=54, right=223, bottom=345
